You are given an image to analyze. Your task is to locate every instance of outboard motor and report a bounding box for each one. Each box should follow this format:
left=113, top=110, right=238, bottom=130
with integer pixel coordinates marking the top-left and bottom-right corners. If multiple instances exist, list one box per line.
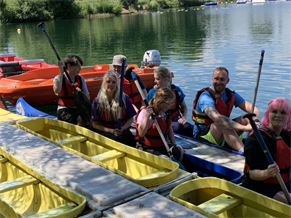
left=141, top=50, right=161, bottom=68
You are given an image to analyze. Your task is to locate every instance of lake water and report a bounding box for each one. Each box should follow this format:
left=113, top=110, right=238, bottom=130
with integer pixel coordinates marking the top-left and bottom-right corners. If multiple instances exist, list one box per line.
left=1, top=2, right=290, bottom=122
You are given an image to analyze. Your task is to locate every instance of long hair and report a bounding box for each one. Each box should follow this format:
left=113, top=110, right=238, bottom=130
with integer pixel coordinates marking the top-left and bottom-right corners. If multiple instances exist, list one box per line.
left=149, top=87, right=174, bottom=113
left=154, top=67, right=172, bottom=87
left=262, top=97, right=291, bottom=131
left=97, top=70, right=125, bottom=121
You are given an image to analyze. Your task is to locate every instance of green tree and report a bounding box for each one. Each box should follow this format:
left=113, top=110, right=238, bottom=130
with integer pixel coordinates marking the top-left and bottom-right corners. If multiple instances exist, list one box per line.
left=47, top=0, right=81, bottom=19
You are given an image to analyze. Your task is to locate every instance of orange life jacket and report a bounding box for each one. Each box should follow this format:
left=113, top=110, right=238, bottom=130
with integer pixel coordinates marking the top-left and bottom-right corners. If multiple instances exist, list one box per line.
left=120, top=75, right=141, bottom=104
left=244, top=127, right=291, bottom=184
left=100, top=102, right=127, bottom=129
left=135, top=107, right=172, bottom=147
left=57, top=75, right=82, bottom=106
left=192, top=87, right=235, bottom=126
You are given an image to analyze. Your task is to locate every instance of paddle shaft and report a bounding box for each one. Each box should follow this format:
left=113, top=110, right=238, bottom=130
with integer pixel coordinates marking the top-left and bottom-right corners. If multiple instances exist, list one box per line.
left=244, top=113, right=291, bottom=205
left=118, top=59, right=126, bottom=130
left=37, top=22, right=73, bottom=85
left=131, top=72, right=173, bottom=157
left=251, top=50, right=265, bottom=113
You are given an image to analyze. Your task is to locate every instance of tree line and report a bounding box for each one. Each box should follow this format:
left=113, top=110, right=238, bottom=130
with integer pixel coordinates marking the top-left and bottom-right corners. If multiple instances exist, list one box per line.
left=0, top=0, right=203, bottom=24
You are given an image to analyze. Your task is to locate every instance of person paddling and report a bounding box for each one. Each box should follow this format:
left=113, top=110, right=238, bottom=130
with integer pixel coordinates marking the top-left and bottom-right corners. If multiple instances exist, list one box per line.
left=112, top=55, right=147, bottom=110
left=241, top=97, right=291, bottom=204
left=192, top=67, right=261, bottom=153
left=135, top=87, right=185, bottom=162
left=146, top=67, right=193, bottom=137
left=91, top=70, right=136, bottom=147
left=53, top=54, right=90, bottom=126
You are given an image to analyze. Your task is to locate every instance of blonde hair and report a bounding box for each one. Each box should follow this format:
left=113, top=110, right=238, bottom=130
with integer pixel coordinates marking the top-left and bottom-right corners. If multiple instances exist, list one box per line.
left=97, top=70, right=125, bottom=121
left=149, top=87, right=174, bottom=113
left=154, top=67, right=172, bottom=87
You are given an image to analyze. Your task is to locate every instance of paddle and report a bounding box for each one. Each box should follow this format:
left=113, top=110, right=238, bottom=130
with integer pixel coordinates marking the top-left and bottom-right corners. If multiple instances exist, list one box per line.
left=37, top=22, right=92, bottom=127
left=246, top=50, right=265, bottom=137
left=118, top=58, right=126, bottom=130
left=244, top=113, right=291, bottom=205
left=131, top=72, right=186, bottom=170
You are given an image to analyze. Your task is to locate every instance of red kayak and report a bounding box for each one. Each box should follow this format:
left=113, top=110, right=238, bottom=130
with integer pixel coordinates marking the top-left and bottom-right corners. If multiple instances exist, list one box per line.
left=0, top=64, right=173, bottom=106
left=0, top=53, right=56, bottom=75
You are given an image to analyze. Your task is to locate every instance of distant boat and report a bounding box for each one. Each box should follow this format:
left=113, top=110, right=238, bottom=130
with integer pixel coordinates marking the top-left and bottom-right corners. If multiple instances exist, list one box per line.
left=205, top=2, right=218, bottom=6
left=236, top=0, right=248, bottom=4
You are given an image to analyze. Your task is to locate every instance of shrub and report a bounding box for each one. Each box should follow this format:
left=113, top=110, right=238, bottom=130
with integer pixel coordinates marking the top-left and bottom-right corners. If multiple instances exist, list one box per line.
left=146, top=0, right=160, bottom=11
left=47, top=0, right=81, bottom=19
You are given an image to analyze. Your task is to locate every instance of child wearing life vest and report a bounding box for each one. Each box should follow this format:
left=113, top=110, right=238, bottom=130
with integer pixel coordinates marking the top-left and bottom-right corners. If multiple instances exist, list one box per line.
left=146, top=67, right=193, bottom=137
left=242, top=97, right=291, bottom=204
left=135, top=87, right=184, bottom=162
left=91, top=70, right=136, bottom=147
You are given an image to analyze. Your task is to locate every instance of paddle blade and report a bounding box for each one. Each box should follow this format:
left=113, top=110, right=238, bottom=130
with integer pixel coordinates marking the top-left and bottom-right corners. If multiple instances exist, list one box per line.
left=73, top=88, right=92, bottom=126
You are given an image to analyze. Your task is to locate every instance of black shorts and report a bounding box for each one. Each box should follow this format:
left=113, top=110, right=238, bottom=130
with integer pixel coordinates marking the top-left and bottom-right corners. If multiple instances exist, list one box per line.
left=57, top=107, right=79, bottom=125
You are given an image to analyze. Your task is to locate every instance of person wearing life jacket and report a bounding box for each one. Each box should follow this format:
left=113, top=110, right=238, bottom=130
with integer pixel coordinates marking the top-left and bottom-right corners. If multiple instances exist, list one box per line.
left=192, top=67, right=261, bottom=153
left=53, top=54, right=90, bottom=126
left=242, top=97, right=291, bottom=204
left=112, top=55, right=147, bottom=110
left=146, top=67, right=193, bottom=137
left=91, top=70, right=136, bottom=147
left=135, top=87, right=185, bottom=162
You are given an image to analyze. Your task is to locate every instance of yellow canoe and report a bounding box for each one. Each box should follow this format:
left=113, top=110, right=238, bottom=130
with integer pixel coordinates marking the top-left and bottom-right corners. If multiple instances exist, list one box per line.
left=0, top=108, right=26, bottom=123
left=169, top=177, right=291, bottom=218
left=0, top=148, right=86, bottom=218
left=15, top=117, right=184, bottom=188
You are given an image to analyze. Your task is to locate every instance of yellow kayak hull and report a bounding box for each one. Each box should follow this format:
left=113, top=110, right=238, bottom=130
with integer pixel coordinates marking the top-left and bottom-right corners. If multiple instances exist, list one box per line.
left=0, top=108, right=26, bottom=123
left=16, top=117, right=181, bottom=188
left=169, top=177, right=291, bottom=218
left=0, top=148, right=86, bottom=218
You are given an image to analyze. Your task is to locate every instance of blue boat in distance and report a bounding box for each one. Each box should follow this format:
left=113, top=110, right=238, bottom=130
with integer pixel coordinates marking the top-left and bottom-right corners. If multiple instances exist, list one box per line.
left=205, top=2, right=218, bottom=6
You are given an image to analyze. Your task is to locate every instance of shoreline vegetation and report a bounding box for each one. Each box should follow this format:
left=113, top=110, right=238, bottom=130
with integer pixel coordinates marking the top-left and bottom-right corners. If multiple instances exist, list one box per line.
left=0, top=0, right=207, bottom=24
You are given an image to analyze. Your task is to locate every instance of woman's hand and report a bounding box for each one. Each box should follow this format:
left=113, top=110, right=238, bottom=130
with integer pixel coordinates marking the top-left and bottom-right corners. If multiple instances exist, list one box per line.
left=178, top=117, right=187, bottom=125
left=266, top=163, right=279, bottom=178
left=112, top=128, right=122, bottom=137
left=145, top=106, right=154, bottom=118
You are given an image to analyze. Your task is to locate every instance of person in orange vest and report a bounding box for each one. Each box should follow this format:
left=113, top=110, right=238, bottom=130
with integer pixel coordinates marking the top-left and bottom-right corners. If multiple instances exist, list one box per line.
left=241, top=97, right=291, bottom=204
left=192, top=67, right=261, bottom=153
left=91, top=70, right=136, bottom=147
left=53, top=54, right=90, bottom=126
left=135, top=87, right=184, bottom=162
left=112, top=55, right=147, bottom=110
left=146, top=67, right=193, bottom=137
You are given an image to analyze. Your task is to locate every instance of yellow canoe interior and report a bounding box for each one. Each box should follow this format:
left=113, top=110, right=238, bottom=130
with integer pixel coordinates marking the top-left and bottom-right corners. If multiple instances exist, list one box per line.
left=169, top=177, right=291, bottom=218
left=0, top=148, right=86, bottom=218
left=16, top=117, right=180, bottom=188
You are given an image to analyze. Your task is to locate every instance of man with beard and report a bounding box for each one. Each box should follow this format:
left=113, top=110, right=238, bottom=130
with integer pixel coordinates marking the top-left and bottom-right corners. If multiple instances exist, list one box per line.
left=192, top=67, right=261, bottom=153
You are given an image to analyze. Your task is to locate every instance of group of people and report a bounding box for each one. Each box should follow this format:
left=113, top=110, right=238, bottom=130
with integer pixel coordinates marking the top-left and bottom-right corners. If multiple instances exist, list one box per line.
left=53, top=54, right=291, bottom=205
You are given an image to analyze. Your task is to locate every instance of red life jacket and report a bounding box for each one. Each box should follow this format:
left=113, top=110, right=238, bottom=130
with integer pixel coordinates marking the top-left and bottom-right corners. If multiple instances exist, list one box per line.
left=192, top=87, right=235, bottom=126
left=57, top=75, right=82, bottom=106
left=120, top=74, right=141, bottom=104
left=135, top=107, right=172, bottom=147
left=100, top=101, right=127, bottom=129
left=154, top=85, right=181, bottom=120
left=244, top=127, right=291, bottom=184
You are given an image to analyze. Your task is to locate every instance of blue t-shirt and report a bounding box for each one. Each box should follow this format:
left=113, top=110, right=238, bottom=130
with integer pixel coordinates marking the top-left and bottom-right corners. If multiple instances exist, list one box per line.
left=193, top=89, right=245, bottom=137
left=146, top=85, right=186, bottom=104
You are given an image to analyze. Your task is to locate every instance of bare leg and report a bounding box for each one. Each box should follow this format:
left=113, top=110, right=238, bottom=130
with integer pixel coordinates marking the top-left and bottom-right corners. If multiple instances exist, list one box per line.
left=273, top=191, right=291, bottom=205
left=210, top=123, right=244, bottom=151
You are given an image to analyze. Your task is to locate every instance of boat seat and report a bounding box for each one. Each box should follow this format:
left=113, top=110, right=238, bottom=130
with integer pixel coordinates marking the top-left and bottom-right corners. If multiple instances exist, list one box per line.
left=0, top=175, right=39, bottom=194
left=136, top=169, right=170, bottom=181
left=28, top=202, right=77, bottom=218
left=56, top=135, right=87, bottom=146
left=91, top=150, right=125, bottom=162
left=198, top=193, right=242, bottom=215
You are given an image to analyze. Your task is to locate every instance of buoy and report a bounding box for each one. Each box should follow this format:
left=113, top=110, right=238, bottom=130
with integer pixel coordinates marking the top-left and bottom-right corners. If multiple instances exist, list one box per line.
left=17, top=29, right=21, bottom=34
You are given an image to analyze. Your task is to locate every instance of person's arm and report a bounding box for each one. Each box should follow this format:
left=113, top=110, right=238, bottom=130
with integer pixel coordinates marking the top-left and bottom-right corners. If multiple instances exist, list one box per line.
left=205, top=106, right=252, bottom=132
left=178, top=99, right=188, bottom=124
left=137, top=107, right=153, bottom=137
left=249, top=163, right=279, bottom=181
left=238, top=100, right=261, bottom=122
left=167, top=125, right=176, bottom=145
left=79, top=76, right=90, bottom=101
left=53, top=60, right=64, bottom=94
left=92, top=121, right=115, bottom=134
